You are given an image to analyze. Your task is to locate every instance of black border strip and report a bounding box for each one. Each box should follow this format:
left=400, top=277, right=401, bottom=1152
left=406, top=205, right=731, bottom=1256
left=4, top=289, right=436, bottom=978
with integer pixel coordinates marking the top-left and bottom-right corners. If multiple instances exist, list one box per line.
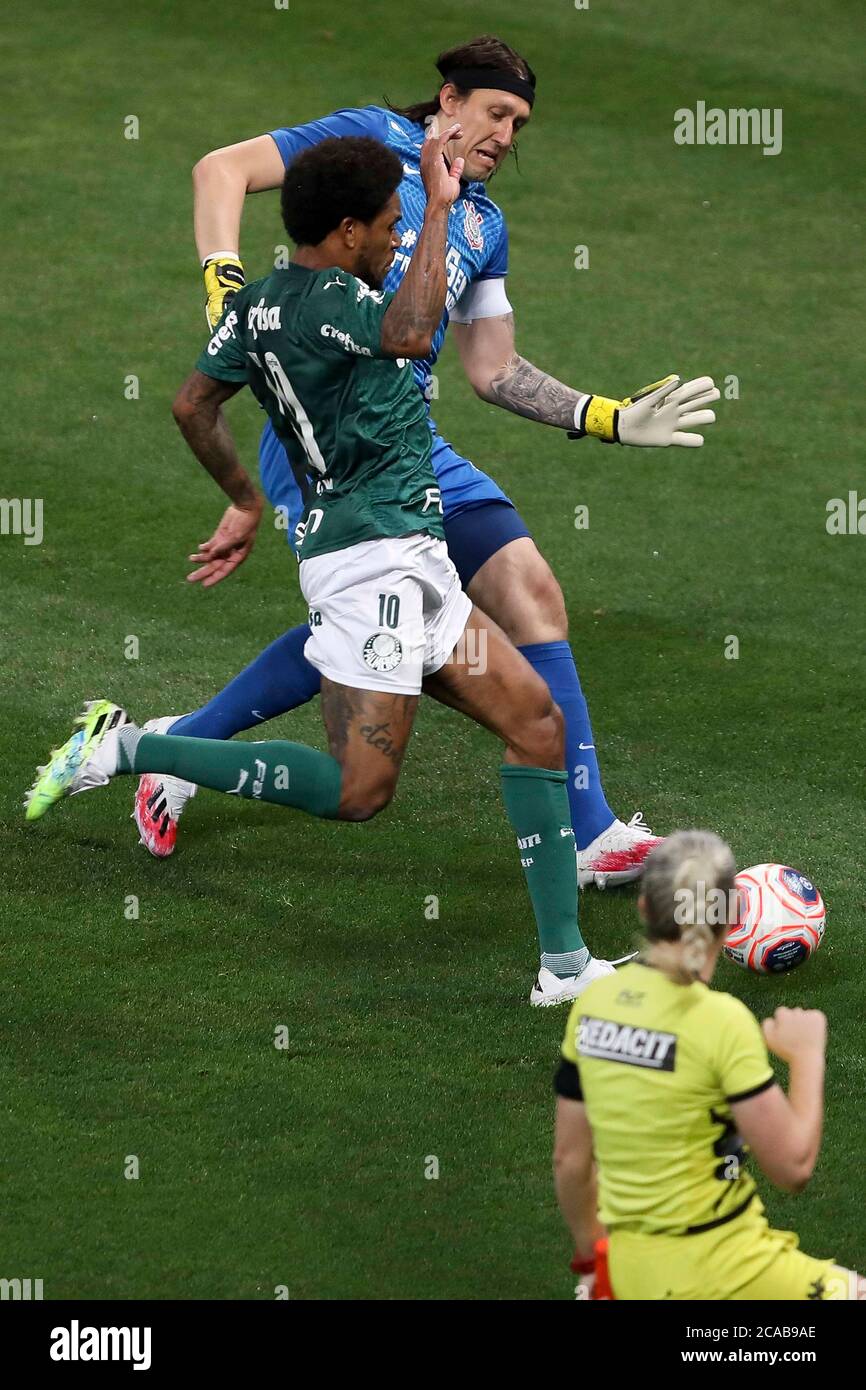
left=683, top=1189, right=756, bottom=1236
left=726, top=1074, right=775, bottom=1105
left=553, top=1057, right=583, bottom=1101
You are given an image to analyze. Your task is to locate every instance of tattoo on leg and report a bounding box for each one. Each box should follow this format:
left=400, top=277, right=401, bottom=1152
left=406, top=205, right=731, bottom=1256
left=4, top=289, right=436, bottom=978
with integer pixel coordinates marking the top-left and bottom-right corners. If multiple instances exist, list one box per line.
left=359, top=722, right=401, bottom=765
left=321, top=681, right=357, bottom=761
left=322, top=682, right=415, bottom=767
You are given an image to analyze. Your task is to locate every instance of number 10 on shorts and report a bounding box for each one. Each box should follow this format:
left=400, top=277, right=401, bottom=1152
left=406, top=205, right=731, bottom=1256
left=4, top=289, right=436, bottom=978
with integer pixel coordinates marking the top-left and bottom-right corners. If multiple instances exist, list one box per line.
left=378, top=593, right=400, bottom=629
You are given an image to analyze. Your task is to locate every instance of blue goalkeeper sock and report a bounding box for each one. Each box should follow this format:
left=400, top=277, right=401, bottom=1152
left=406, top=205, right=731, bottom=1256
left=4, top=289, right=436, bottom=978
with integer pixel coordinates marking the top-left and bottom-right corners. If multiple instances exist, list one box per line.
left=169, top=624, right=321, bottom=739
left=518, top=640, right=615, bottom=851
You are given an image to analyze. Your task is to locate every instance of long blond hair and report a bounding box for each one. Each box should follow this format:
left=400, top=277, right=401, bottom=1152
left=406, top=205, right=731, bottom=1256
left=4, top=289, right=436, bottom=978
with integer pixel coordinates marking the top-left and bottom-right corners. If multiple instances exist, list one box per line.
left=640, top=831, right=737, bottom=984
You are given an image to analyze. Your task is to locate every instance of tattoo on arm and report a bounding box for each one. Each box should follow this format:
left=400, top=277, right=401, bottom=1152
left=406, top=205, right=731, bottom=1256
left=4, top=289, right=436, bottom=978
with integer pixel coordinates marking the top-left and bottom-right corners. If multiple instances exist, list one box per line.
left=381, top=207, right=449, bottom=357
left=488, top=353, right=584, bottom=430
left=173, top=370, right=259, bottom=507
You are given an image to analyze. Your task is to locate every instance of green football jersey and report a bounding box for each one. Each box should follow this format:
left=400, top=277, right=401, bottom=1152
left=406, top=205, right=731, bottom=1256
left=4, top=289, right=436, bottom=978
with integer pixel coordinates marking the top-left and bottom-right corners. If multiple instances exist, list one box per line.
left=195, top=264, right=444, bottom=561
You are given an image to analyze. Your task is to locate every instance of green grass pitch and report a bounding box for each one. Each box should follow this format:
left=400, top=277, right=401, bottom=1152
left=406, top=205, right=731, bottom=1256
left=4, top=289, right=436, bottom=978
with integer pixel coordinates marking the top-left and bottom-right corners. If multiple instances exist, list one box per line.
left=2, top=0, right=864, bottom=1298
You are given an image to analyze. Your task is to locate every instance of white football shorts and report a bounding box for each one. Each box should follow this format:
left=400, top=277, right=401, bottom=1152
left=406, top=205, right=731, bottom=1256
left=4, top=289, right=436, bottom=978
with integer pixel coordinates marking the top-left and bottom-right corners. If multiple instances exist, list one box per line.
left=298, top=532, right=473, bottom=695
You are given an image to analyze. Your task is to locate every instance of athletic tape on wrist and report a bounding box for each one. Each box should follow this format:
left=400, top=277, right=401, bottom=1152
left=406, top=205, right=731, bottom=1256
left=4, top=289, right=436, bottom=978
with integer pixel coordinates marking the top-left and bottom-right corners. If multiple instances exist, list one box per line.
left=201, top=251, right=242, bottom=268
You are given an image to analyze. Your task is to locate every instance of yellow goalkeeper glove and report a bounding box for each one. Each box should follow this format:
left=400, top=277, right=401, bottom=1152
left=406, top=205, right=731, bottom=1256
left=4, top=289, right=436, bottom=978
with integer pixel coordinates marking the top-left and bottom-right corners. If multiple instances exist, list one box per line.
left=569, top=375, right=719, bottom=447
left=203, top=254, right=245, bottom=330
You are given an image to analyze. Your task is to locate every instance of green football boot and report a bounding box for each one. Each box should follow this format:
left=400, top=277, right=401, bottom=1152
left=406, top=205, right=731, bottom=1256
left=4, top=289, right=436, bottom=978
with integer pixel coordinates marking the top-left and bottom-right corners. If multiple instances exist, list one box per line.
left=25, top=700, right=130, bottom=822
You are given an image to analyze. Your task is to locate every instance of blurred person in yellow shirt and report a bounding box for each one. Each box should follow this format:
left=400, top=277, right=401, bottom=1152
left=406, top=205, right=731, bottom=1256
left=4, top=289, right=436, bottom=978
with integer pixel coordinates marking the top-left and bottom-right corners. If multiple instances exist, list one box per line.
left=553, top=830, right=860, bottom=1300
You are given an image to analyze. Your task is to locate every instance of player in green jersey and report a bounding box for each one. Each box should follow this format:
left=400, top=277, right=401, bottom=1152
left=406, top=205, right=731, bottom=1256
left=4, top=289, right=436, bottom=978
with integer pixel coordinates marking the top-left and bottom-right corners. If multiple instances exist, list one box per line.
left=553, top=831, right=861, bottom=1298
left=26, top=126, right=616, bottom=1006
left=194, top=187, right=442, bottom=566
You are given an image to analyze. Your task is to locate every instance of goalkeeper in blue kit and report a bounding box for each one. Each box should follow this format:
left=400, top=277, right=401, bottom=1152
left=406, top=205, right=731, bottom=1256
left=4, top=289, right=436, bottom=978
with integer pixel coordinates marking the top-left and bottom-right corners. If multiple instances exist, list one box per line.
left=30, top=126, right=626, bottom=1006
left=134, top=34, right=719, bottom=946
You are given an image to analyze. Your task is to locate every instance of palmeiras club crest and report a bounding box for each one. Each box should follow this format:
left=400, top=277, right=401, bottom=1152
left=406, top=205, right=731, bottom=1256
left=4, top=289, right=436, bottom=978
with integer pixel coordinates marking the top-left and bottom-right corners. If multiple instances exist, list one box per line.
left=363, top=632, right=403, bottom=672
left=463, top=200, right=484, bottom=251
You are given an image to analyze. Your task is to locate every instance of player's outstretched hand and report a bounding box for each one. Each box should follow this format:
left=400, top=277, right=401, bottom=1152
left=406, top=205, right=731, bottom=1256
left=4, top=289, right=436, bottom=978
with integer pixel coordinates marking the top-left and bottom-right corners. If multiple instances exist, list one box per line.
left=618, top=375, right=720, bottom=448
left=763, top=1006, right=827, bottom=1062
left=420, top=120, right=465, bottom=209
left=187, top=500, right=263, bottom=588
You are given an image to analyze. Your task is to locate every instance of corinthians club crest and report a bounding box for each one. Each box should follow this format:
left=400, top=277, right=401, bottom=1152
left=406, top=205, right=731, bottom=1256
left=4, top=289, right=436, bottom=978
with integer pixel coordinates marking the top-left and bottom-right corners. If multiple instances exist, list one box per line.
left=363, top=632, right=403, bottom=672
left=463, top=199, right=484, bottom=251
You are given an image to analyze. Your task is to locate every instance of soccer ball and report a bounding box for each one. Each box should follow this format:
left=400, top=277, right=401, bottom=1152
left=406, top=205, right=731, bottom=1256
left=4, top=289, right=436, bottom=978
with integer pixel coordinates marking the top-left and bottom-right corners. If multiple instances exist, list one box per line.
left=724, top=863, right=825, bottom=974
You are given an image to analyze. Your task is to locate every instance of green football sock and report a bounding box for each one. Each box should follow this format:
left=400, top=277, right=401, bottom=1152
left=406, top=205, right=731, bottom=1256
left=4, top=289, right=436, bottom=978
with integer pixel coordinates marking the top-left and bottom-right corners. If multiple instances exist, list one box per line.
left=117, top=730, right=342, bottom=820
left=499, top=764, right=587, bottom=977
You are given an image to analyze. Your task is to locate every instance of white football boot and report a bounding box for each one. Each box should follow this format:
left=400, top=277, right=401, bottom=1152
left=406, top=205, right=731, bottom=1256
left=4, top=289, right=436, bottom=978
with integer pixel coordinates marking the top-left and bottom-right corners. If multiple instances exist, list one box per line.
left=577, top=811, right=664, bottom=889
left=530, top=958, right=618, bottom=1008
left=132, top=716, right=196, bottom=858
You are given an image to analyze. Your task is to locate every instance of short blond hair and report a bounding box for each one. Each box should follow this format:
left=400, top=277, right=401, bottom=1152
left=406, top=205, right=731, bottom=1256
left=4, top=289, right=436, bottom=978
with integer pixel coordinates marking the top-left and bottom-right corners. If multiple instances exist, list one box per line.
left=641, top=830, right=737, bottom=984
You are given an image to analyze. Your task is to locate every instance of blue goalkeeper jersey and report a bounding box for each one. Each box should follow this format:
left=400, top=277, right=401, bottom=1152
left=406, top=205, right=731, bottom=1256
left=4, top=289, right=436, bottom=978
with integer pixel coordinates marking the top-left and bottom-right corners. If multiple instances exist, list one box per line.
left=268, top=105, right=509, bottom=405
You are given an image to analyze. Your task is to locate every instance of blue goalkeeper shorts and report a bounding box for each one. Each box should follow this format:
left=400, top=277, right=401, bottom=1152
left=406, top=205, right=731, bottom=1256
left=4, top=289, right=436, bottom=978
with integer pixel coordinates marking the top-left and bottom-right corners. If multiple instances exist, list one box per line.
left=257, top=417, right=531, bottom=586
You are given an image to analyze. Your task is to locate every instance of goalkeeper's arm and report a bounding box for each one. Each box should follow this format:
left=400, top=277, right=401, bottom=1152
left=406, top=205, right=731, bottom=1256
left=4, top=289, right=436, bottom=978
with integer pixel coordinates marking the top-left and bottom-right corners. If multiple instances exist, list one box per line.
left=193, top=135, right=286, bottom=328
left=452, top=312, right=720, bottom=447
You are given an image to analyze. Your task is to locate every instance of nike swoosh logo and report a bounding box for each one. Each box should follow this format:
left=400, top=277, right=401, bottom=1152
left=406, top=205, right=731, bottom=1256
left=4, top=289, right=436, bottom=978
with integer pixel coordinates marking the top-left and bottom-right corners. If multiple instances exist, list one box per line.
left=578, top=742, right=595, bottom=750
left=251, top=710, right=266, bottom=721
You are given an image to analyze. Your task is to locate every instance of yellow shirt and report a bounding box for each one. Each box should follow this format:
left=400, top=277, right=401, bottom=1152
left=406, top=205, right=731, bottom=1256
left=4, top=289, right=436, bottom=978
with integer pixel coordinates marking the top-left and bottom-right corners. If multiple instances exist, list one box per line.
left=559, top=961, right=775, bottom=1236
